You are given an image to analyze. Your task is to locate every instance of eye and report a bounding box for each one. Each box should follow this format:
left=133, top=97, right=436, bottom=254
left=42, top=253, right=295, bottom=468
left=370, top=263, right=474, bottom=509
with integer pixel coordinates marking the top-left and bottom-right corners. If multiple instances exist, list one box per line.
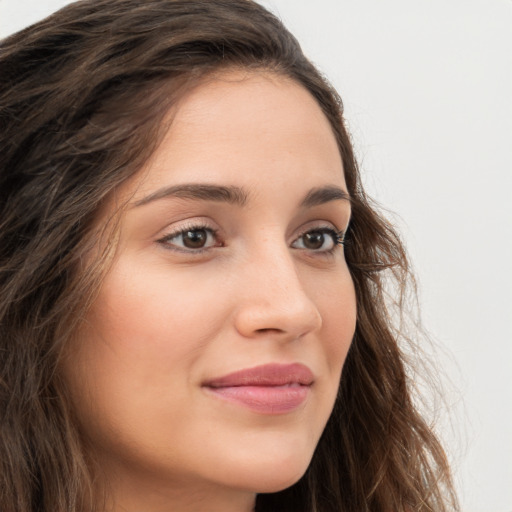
left=157, top=225, right=220, bottom=252
left=291, top=227, right=344, bottom=253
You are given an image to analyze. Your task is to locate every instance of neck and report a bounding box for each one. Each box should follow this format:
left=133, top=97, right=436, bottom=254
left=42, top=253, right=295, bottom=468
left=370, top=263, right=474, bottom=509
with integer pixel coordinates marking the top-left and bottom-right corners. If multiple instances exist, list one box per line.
left=97, top=466, right=256, bottom=512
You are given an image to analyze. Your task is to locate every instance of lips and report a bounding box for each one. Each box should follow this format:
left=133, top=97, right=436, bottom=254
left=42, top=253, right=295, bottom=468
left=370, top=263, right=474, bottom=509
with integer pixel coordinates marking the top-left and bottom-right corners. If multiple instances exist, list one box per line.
left=202, top=363, right=314, bottom=414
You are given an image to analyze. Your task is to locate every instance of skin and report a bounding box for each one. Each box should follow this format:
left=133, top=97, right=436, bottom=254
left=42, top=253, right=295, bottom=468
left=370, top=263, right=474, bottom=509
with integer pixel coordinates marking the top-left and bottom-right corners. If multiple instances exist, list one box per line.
left=63, top=71, right=357, bottom=512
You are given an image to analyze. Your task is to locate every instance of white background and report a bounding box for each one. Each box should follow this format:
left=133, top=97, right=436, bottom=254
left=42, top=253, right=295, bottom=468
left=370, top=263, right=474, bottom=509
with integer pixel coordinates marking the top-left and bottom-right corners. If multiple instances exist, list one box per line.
left=1, top=1, right=511, bottom=511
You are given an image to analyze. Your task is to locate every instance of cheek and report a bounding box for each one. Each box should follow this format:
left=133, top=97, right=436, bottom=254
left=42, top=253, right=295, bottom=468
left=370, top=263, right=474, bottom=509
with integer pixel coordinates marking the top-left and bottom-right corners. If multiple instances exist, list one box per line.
left=91, top=257, right=226, bottom=361
left=63, top=257, right=230, bottom=440
left=314, top=278, right=356, bottom=414
left=308, top=267, right=357, bottom=370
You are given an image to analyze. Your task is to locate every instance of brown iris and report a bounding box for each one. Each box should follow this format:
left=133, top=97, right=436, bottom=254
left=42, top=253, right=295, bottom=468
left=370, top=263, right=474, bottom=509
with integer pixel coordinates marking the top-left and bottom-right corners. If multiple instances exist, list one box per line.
left=182, top=229, right=208, bottom=249
left=303, top=231, right=326, bottom=250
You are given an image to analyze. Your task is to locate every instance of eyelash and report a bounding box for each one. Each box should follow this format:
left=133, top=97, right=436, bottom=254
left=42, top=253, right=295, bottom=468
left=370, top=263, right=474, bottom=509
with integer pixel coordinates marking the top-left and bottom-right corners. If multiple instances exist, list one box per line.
left=156, top=223, right=345, bottom=255
left=292, top=226, right=345, bottom=254
left=157, top=222, right=221, bottom=254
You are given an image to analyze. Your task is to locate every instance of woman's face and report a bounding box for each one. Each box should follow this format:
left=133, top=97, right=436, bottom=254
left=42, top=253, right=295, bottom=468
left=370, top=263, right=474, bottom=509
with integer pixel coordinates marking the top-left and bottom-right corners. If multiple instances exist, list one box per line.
left=64, top=71, right=356, bottom=510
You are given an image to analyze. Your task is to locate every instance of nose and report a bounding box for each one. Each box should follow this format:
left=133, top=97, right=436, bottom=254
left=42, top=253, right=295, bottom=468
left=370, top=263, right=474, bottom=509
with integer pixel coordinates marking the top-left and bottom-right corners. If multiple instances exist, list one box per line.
left=233, top=246, right=323, bottom=342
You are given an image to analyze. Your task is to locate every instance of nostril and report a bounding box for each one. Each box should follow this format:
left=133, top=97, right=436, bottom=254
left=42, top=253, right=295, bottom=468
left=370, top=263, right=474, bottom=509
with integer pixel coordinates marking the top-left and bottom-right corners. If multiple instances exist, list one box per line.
left=255, top=327, right=283, bottom=334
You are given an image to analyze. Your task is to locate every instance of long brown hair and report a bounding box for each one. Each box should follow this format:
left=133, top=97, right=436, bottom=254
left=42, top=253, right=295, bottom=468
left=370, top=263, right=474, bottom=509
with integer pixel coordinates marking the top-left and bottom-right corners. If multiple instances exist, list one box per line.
left=0, top=1, right=458, bottom=511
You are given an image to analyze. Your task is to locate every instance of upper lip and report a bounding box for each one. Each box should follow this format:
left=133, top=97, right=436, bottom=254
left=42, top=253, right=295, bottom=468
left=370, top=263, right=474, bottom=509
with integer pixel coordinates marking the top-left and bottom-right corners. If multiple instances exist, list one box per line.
left=203, top=363, right=314, bottom=388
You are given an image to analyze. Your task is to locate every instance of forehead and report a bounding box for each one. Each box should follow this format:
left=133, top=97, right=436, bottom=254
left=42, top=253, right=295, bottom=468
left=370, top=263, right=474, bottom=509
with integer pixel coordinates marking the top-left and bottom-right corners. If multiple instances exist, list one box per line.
left=130, top=70, right=346, bottom=203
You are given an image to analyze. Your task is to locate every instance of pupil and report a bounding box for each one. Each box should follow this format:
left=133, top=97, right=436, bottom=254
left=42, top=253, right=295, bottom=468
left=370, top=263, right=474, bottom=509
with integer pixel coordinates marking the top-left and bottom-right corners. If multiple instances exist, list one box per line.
left=304, top=232, right=324, bottom=249
left=183, top=229, right=207, bottom=248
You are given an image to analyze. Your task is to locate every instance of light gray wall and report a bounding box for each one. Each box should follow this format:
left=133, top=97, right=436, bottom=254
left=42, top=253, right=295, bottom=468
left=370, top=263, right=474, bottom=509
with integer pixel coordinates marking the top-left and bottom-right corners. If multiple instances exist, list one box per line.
left=1, top=1, right=511, bottom=511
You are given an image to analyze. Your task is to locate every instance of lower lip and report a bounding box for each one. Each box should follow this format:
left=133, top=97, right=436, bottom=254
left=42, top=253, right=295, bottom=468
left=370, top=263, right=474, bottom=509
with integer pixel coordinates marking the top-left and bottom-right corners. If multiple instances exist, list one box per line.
left=205, top=385, right=310, bottom=414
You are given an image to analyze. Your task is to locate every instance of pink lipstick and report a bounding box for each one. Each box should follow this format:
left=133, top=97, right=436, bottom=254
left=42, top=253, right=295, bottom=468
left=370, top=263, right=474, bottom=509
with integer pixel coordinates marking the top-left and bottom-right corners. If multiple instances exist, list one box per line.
left=203, top=363, right=314, bottom=414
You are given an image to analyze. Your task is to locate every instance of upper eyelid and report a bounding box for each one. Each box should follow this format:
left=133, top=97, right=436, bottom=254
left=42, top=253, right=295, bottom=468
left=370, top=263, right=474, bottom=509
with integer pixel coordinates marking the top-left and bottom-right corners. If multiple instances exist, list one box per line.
left=292, top=221, right=344, bottom=239
left=157, top=219, right=219, bottom=238
left=295, top=222, right=341, bottom=233
left=158, top=220, right=342, bottom=240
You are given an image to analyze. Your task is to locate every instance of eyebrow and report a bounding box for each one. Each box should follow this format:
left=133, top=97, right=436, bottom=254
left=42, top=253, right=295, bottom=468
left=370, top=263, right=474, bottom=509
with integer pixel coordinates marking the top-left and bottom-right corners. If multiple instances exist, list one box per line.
left=133, top=183, right=350, bottom=208
left=134, top=183, right=248, bottom=207
left=299, top=185, right=351, bottom=208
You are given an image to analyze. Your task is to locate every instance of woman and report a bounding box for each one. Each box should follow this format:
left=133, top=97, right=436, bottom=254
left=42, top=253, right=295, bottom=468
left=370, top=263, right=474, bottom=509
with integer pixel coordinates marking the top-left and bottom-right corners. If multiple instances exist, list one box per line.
left=0, top=1, right=458, bottom=511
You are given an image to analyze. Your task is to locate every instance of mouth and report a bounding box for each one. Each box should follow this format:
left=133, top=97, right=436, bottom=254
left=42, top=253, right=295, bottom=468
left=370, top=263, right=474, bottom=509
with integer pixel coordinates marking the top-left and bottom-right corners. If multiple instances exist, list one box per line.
left=202, top=363, right=314, bottom=414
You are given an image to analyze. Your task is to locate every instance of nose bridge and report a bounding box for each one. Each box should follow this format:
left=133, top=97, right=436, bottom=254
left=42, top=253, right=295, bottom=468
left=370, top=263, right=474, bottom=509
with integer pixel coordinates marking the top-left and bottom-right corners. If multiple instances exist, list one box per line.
left=233, top=237, right=322, bottom=339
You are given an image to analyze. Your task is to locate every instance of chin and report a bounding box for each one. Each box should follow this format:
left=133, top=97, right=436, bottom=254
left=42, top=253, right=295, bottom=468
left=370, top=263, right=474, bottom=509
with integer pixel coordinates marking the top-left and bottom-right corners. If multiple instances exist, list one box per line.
left=253, top=469, right=307, bottom=494
left=222, top=448, right=313, bottom=494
